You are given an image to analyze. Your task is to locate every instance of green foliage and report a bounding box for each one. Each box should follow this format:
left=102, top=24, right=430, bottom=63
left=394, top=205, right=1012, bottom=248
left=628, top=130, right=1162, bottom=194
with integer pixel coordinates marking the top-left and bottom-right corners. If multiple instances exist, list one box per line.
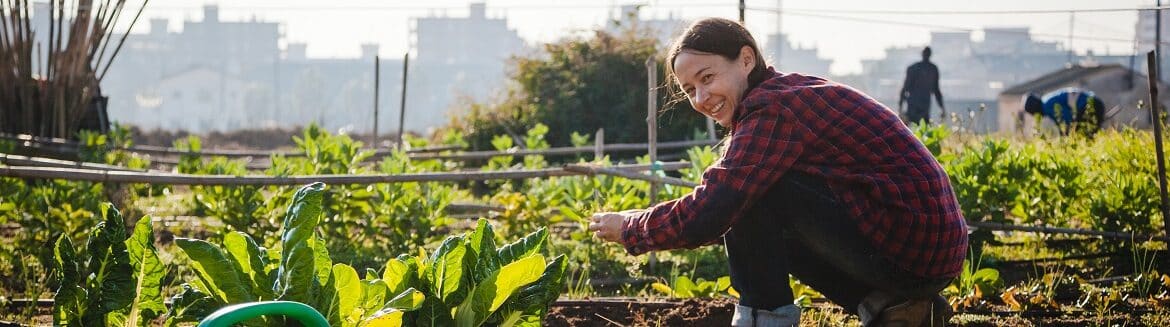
left=445, top=28, right=707, bottom=151
left=365, top=219, right=567, bottom=327
left=650, top=275, right=732, bottom=299
left=943, top=257, right=1003, bottom=311
left=52, top=204, right=165, bottom=326
left=171, top=184, right=566, bottom=327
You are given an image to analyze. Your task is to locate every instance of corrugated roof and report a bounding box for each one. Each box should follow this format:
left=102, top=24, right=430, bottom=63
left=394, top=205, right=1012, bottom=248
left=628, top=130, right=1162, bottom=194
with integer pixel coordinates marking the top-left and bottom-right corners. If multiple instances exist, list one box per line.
left=1001, top=64, right=1128, bottom=95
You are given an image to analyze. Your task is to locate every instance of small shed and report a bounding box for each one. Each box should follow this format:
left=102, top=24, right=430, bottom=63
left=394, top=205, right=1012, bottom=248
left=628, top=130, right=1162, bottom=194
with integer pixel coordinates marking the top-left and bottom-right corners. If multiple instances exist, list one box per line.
left=997, top=63, right=1170, bottom=134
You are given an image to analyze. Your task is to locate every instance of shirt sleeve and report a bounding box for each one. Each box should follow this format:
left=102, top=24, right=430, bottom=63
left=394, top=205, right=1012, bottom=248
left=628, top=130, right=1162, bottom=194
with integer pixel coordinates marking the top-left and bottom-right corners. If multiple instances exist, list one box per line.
left=619, top=103, right=807, bottom=255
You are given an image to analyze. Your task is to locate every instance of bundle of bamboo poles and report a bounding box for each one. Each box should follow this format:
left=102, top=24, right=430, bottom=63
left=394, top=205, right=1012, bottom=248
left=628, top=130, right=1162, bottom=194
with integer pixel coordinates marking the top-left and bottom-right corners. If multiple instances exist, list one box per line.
left=0, top=0, right=147, bottom=139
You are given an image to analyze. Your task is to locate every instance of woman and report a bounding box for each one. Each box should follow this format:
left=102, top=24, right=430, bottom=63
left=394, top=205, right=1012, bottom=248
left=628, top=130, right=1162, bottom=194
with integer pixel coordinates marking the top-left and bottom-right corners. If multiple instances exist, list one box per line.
left=588, top=18, right=967, bottom=326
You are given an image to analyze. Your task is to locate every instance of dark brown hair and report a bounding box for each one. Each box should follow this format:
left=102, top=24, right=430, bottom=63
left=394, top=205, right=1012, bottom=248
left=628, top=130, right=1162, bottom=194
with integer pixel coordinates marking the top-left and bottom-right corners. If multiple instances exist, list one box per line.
left=664, top=17, right=770, bottom=103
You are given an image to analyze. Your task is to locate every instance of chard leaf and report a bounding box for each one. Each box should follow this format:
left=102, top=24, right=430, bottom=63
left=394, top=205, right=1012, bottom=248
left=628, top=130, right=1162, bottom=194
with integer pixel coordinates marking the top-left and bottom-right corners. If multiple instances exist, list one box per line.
left=385, top=287, right=426, bottom=311
left=119, top=216, right=166, bottom=326
left=509, top=254, right=569, bottom=312
left=359, top=308, right=405, bottom=327
left=468, top=219, right=499, bottom=283
left=164, top=284, right=216, bottom=326
left=360, top=279, right=390, bottom=316
left=495, top=228, right=547, bottom=266
left=86, top=204, right=134, bottom=320
left=224, top=231, right=272, bottom=299
left=175, top=238, right=255, bottom=304
left=426, top=236, right=469, bottom=304
left=275, top=183, right=326, bottom=305
left=323, top=264, right=363, bottom=327
left=383, top=258, right=414, bottom=295
left=52, top=235, right=86, bottom=326
left=413, top=297, right=453, bottom=327
left=454, top=254, right=546, bottom=327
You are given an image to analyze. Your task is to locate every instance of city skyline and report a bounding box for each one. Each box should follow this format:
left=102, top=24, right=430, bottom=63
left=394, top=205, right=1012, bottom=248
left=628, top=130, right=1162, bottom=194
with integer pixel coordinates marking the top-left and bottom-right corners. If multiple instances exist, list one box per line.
left=123, top=0, right=1150, bottom=75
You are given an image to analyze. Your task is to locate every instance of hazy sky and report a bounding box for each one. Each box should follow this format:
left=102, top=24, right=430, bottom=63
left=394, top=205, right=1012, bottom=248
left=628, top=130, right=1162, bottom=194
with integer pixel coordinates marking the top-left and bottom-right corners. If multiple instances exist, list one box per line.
left=125, top=0, right=1152, bottom=75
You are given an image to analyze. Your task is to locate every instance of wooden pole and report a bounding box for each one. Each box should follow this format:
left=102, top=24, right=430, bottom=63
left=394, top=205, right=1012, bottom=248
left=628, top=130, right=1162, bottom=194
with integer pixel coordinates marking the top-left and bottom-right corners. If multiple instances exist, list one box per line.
left=373, top=55, right=380, bottom=147
left=646, top=57, right=660, bottom=205
left=645, top=56, right=660, bottom=272
left=1147, top=51, right=1170, bottom=240
left=0, top=163, right=693, bottom=186
left=397, top=52, right=410, bottom=150
left=594, top=128, right=605, bottom=162
left=564, top=164, right=697, bottom=188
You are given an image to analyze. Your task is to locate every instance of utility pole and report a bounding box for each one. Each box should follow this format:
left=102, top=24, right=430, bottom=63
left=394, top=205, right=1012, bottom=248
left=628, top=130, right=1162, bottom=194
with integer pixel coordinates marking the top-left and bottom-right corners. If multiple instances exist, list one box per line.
left=1067, top=11, right=1075, bottom=64
left=1159, top=0, right=1163, bottom=81
left=738, top=0, right=746, bottom=23
left=373, top=55, right=380, bottom=147
left=776, top=0, right=783, bottom=67
left=397, top=53, right=409, bottom=150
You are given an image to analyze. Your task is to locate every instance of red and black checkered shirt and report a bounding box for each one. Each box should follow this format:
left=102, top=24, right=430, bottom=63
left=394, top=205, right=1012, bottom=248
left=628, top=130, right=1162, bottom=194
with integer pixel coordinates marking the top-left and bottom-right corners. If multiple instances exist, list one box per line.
left=621, top=68, right=968, bottom=278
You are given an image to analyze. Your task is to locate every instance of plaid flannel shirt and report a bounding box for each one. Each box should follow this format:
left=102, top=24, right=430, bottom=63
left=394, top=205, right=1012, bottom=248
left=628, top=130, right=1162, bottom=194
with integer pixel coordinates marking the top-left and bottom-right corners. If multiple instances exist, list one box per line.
left=621, top=68, right=968, bottom=278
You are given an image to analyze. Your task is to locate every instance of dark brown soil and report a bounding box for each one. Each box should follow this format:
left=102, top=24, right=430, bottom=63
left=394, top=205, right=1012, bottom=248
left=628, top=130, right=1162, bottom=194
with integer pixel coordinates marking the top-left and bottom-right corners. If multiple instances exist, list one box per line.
left=544, top=297, right=735, bottom=327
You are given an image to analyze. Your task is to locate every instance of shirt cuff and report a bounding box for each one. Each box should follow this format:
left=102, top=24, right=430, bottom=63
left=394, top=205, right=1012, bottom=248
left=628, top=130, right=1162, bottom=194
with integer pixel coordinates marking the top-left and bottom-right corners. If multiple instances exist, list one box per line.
left=620, top=209, right=652, bottom=255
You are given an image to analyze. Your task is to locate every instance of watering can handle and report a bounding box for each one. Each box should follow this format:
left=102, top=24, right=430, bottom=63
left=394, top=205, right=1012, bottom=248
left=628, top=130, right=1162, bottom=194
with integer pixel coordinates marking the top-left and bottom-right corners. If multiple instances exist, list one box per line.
left=198, top=301, right=329, bottom=327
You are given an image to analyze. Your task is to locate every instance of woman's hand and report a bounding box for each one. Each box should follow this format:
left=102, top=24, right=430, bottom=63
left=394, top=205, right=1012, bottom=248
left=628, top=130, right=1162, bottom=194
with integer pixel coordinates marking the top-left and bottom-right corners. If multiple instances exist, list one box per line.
left=589, top=209, right=643, bottom=243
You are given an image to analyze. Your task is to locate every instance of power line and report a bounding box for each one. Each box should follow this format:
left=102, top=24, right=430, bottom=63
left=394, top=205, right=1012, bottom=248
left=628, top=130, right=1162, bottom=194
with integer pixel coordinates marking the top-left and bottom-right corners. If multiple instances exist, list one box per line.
left=748, top=6, right=1153, bottom=46
left=768, top=6, right=1170, bottom=15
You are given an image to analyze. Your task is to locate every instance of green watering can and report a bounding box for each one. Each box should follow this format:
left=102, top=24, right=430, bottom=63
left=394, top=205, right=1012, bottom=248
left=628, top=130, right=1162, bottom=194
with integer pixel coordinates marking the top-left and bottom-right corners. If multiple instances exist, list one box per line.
left=198, top=301, right=329, bottom=327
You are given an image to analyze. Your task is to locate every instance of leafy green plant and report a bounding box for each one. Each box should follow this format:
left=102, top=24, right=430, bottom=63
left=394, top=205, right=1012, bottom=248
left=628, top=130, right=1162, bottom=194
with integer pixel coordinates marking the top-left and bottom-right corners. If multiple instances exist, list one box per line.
left=170, top=183, right=566, bottom=327
left=364, top=219, right=568, bottom=327
left=53, top=204, right=165, bottom=326
left=650, top=275, right=731, bottom=299
left=944, top=257, right=1003, bottom=310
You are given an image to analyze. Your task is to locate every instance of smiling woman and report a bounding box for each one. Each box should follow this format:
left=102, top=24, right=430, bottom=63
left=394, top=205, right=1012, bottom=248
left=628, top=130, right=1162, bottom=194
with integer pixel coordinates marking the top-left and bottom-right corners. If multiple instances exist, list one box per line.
left=589, top=17, right=968, bottom=327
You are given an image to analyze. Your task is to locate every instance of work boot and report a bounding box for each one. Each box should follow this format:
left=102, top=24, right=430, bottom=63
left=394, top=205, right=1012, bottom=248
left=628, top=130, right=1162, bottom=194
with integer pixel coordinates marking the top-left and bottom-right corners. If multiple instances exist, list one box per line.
left=731, top=304, right=801, bottom=327
left=859, top=294, right=950, bottom=327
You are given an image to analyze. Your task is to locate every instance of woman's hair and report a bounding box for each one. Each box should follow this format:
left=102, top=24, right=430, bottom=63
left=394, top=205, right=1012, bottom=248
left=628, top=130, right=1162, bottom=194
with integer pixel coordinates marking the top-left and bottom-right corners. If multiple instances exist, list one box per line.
left=664, top=17, right=770, bottom=104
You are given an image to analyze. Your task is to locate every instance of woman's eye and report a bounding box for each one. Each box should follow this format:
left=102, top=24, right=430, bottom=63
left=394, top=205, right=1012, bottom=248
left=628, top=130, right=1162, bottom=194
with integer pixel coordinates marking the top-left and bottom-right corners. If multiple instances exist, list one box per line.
left=701, top=74, right=713, bottom=83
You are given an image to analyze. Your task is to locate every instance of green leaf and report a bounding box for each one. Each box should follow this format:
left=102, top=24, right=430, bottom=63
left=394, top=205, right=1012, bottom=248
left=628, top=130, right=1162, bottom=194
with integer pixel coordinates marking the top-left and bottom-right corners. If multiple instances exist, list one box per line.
left=495, top=228, right=547, bottom=266
left=223, top=231, right=272, bottom=299
left=276, top=183, right=326, bottom=305
left=323, top=264, right=363, bottom=327
left=383, top=258, right=415, bottom=295
left=385, top=288, right=426, bottom=311
left=53, top=235, right=86, bottom=326
left=454, top=255, right=546, bottom=327
left=314, top=235, right=334, bottom=284
left=467, top=219, right=500, bottom=282
left=508, top=255, right=569, bottom=312
left=85, top=203, right=135, bottom=320
left=360, top=309, right=405, bottom=327
left=413, top=297, right=454, bottom=327
left=165, top=284, right=216, bottom=326
left=118, top=217, right=166, bottom=326
left=360, top=279, right=390, bottom=315
left=673, top=276, right=697, bottom=298
left=175, top=238, right=255, bottom=304
left=427, top=236, right=469, bottom=304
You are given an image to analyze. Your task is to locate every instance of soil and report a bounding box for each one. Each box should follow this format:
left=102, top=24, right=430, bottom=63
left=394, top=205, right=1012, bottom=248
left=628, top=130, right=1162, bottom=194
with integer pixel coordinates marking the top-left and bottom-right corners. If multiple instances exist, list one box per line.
left=545, top=297, right=736, bottom=327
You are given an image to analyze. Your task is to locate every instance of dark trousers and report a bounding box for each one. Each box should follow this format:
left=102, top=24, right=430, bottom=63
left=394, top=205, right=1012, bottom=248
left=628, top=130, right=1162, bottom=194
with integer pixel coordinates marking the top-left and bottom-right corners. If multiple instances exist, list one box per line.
left=905, top=103, right=931, bottom=125
left=724, top=172, right=952, bottom=313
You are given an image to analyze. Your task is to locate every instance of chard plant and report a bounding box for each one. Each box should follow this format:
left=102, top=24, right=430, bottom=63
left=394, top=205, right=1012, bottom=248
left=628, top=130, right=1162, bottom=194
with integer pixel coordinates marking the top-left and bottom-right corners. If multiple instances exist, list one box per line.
left=170, top=183, right=566, bottom=327
left=53, top=204, right=165, bottom=326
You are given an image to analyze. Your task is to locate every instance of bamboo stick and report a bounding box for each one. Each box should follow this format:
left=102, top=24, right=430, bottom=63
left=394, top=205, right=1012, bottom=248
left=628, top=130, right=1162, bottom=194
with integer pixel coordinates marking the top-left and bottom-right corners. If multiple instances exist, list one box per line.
left=0, top=162, right=692, bottom=186
left=966, top=221, right=1170, bottom=242
left=563, top=163, right=698, bottom=188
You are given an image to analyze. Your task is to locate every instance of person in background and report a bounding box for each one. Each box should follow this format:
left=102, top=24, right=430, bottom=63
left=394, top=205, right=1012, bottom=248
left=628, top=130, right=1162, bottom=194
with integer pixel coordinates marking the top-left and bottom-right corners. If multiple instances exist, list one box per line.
left=588, top=17, right=967, bottom=327
left=1023, top=88, right=1106, bottom=136
left=899, top=47, right=946, bottom=125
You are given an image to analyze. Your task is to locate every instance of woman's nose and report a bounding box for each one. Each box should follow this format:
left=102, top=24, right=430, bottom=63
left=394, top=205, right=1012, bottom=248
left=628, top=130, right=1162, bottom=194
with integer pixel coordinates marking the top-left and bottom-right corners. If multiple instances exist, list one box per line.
left=694, top=88, right=709, bottom=110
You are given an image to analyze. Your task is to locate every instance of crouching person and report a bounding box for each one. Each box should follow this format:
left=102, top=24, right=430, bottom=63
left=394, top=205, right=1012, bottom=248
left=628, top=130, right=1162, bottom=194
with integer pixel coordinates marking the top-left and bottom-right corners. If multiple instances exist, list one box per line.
left=589, top=17, right=968, bottom=327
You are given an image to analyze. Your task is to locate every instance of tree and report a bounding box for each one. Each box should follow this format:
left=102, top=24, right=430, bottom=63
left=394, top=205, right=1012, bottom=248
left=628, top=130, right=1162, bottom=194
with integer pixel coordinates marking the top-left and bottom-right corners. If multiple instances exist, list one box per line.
left=445, top=29, right=708, bottom=150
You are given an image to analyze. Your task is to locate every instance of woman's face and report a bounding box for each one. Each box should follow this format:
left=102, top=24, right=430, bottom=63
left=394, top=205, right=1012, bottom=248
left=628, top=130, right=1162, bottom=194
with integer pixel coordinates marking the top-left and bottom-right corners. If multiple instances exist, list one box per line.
left=673, top=46, right=754, bottom=127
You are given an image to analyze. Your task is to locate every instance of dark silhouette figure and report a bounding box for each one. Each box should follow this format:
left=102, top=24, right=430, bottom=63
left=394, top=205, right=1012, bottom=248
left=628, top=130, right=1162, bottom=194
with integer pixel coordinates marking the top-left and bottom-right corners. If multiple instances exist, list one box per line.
left=899, top=47, right=945, bottom=125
